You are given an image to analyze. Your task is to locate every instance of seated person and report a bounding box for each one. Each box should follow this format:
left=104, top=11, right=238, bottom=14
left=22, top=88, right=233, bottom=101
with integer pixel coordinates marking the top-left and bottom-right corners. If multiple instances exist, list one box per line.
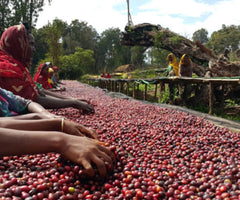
left=179, top=54, right=192, bottom=77
left=166, top=53, right=179, bottom=77
left=52, top=66, right=63, bottom=85
left=166, top=53, right=179, bottom=104
left=49, top=67, right=66, bottom=91
left=178, top=54, right=193, bottom=103
left=0, top=24, right=94, bottom=113
left=34, top=63, right=53, bottom=90
left=106, top=73, right=111, bottom=78
left=48, top=67, right=55, bottom=88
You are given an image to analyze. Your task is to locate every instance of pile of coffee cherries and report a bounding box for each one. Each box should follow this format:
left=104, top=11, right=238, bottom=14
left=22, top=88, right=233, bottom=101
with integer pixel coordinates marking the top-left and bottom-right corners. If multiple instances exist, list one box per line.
left=0, top=80, right=240, bottom=200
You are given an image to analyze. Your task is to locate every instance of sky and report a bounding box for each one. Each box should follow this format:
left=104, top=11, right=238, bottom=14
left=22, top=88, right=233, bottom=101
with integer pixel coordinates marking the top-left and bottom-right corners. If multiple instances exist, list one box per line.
left=36, top=0, right=240, bottom=39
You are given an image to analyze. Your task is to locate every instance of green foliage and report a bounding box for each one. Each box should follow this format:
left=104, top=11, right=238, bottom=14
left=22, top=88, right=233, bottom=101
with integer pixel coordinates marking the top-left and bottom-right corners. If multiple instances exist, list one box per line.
left=225, top=99, right=240, bottom=107
left=95, top=28, right=131, bottom=73
left=80, top=74, right=91, bottom=82
left=154, top=32, right=165, bottom=48
left=206, top=24, right=240, bottom=55
left=45, top=19, right=66, bottom=66
left=59, top=47, right=95, bottom=80
left=192, top=28, right=209, bottom=44
left=130, top=46, right=146, bottom=67
left=147, top=47, right=170, bottom=67
left=62, top=20, right=98, bottom=55
left=31, top=27, right=49, bottom=74
left=169, top=36, right=183, bottom=45
left=0, top=0, right=52, bottom=33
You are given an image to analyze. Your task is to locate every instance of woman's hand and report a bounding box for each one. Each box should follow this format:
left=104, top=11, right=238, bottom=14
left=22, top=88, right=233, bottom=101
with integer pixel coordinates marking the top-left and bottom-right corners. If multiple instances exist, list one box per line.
left=60, top=135, right=115, bottom=177
left=74, top=99, right=95, bottom=114
left=63, top=120, right=98, bottom=139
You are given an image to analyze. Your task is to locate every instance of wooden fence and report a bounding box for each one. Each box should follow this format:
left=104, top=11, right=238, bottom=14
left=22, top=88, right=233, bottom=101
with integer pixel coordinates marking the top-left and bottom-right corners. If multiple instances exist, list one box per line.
left=87, top=77, right=240, bottom=114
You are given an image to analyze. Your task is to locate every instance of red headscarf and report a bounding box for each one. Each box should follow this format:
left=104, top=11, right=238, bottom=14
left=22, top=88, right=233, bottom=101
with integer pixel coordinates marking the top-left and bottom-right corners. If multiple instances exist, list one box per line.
left=53, top=66, right=58, bottom=71
left=34, top=63, right=52, bottom=89
left=0, top=24, right=38, bottom=100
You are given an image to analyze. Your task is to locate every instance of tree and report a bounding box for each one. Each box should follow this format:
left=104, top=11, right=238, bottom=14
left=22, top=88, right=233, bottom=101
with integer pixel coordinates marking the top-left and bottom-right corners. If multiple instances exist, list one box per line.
left=0, top=0, right=52, bottom=34
left=31, top=27, right=49, bottom=75
left=45, top=19, right=66, bottom=67
left=147, top=47, right=170, bottom=68
left=192, top=28, right=209, bottom=44
left=206, top=24, right=240, bottom=55
left=62, top=20, right=98, bottom=55
left=0, top=0, right=12, bottom=35
left=95, top=28, right=131, bottom=73
left=59, top=47, right=95, bottom=80
left=130, top=46, right=146, bottom=67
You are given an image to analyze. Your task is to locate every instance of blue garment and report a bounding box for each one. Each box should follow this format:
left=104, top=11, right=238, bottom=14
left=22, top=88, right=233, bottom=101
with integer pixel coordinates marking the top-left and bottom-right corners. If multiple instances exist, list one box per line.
left=0, top=87, right=31, bottom=117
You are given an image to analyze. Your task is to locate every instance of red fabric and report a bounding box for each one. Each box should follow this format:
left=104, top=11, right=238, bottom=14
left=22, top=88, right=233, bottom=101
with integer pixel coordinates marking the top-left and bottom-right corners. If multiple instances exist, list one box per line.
left=53, top=66, right=58, bottom=71
left=0, top=24, right=30, bottom=68
left=0, top=24, right=38, bottom=101
left=34, top=63, right=52, bottom=89
left=106, top=73, right=111, bottom=78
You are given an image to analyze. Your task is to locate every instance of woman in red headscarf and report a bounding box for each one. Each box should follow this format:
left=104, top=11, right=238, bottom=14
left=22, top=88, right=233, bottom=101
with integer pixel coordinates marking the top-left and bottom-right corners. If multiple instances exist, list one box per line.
left=0, top=24, right=94, bottom=113
left=34, top=63, right=52, bottom=90
left=0, top=24, right=38, bottom=101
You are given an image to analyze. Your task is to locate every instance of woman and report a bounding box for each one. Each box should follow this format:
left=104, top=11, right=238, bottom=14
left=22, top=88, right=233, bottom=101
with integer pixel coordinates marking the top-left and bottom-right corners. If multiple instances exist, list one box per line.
left=34, top=63, right=52, bottom=90
left=166, top=53, right=179, bottom=76
left=52, top=66, right=60, bottom=84
left=166, top=53, right=179, bottom=103
left=179, top=54, right=192, bottom=77
left=0, top=24, right=94, bottom=113
left=178, top=54, right=193, bottom=103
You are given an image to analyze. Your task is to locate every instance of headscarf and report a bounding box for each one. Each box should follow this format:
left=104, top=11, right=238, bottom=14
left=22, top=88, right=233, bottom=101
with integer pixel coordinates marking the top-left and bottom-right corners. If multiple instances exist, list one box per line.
left=53, top=66, right=58, bottom=71
left=179, top=54, right=192, bottom=67
left=0, top=24, right=30, bottom=68
left=34, top=63, right=52, bottom=89
left=166, top=53, right=179, bottom=76
left=0, top=24, right=38, bottom=100
left=48, top=67, right=54, bottom=73
left=179, top=54, right=192, bottom=77
left=48, top=68, right=54, bottom=87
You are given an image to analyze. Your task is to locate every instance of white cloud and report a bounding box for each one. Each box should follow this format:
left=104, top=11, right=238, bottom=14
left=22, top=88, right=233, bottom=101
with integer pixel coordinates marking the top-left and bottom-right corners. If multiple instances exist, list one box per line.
left=139, top=0, right=211, bottom=17
left=37, top=0, right=240, bottom=39
left=37, top=0, right=127, bottom=33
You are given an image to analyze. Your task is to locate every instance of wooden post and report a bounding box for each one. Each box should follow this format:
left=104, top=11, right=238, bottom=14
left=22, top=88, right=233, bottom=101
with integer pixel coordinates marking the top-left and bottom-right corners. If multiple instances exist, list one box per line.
left=220, top=84, right=225, bottom=112
left=126, top=82, right=129, bottom=96
left=119, top=82, right=121, bottom=93
left=133, top=82, right=135, bottom=99
left=144, top=84, right=147, bottom=101
left=114, top=81, right=117, bottom=92
left=154, top=83, right=158, bottom=98
left=110, top=80, right=112, bottom=91
left=105, top=80, right=108, bottom=90
left=158, top=82, right=164, bottom=102
left=209, top=82, right=213, bottom=114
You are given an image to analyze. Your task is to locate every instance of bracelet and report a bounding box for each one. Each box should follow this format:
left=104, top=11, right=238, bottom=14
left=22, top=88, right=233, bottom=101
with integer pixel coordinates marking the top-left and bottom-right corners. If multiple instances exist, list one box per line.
left=61, top=118, right=64, bottom=132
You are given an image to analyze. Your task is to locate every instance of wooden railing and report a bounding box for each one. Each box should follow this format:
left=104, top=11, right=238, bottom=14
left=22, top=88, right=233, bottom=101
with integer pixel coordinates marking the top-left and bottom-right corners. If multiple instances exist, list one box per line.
left=87, top=77, right=240, bottom=114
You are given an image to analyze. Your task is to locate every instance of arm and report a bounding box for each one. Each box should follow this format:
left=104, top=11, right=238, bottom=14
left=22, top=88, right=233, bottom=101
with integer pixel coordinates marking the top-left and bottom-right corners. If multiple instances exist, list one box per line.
left=27, top=101, right=57, bottom=119
left=0, top=128, right=114, bottom=177
left=0, top=118, right=98, bottom=139
left=42, top=89, right=71, bottom=99
left=36, top=95, right=94, bottom=113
